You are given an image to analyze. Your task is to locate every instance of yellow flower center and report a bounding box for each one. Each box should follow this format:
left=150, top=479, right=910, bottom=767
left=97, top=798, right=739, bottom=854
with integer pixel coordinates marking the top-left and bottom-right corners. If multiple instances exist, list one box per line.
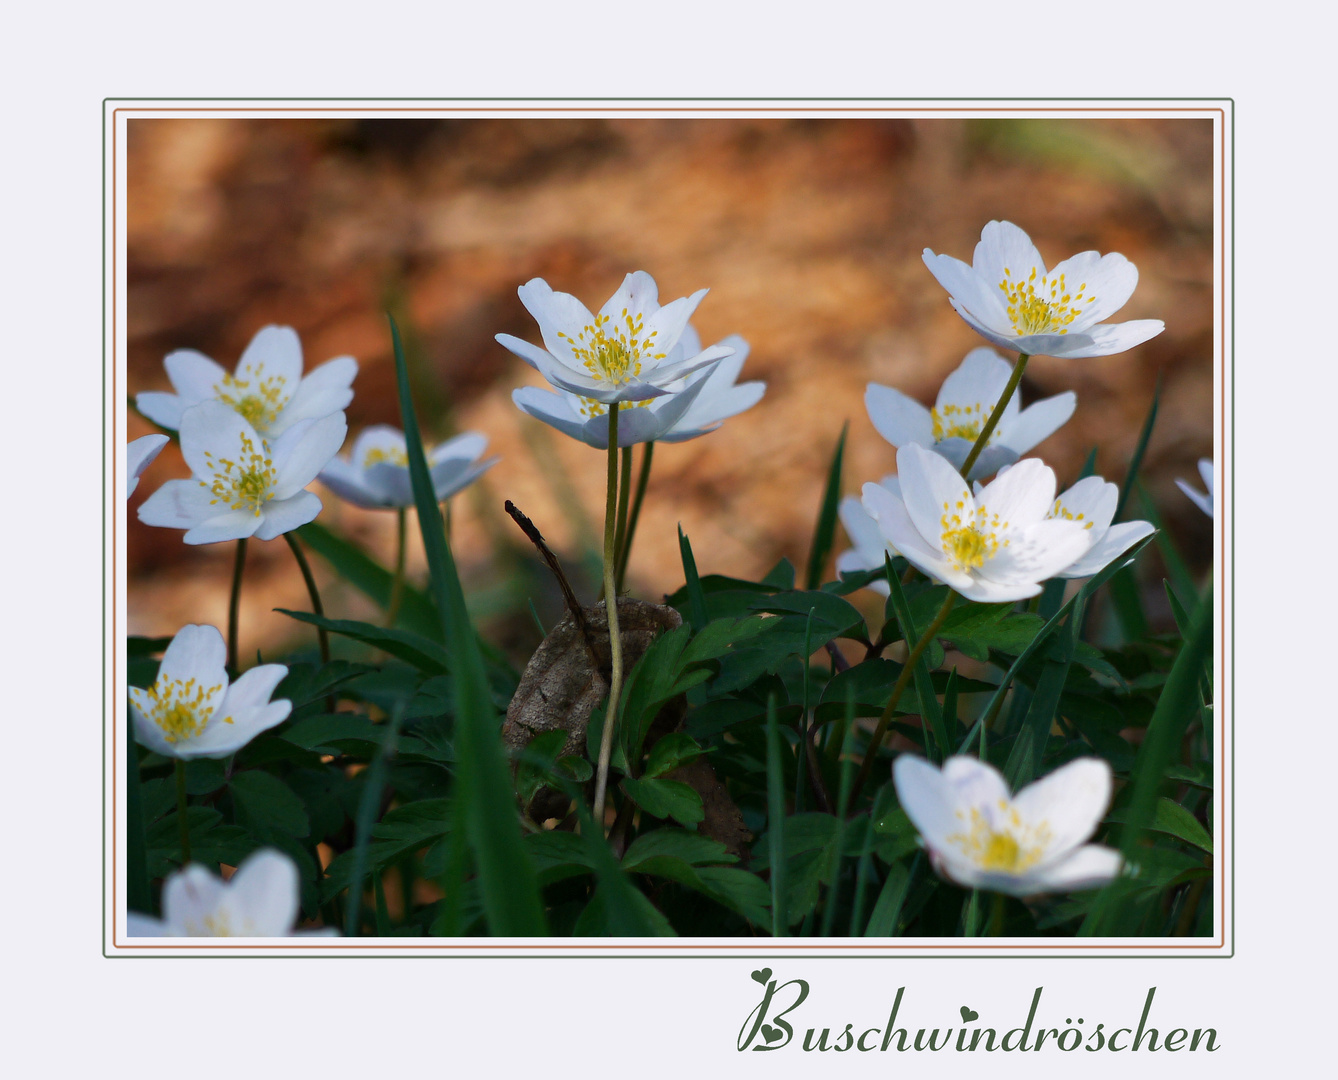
left=931, top=402, right=997, bottom=443
left=201, top=431, right=277, bottom=516
left=133, top=676, right=229, bottom=744
left=214, top=365, right=289, bottom=431
left=363, top=446, right=409, bottom=467
left=575, top=398, right=652, bottom=419
left=559, top=308, right=665, bottom=387
left=998, top=267, right=1095, bottom=336
left=939, top=499, right=1009, bottom=571
left=947, top=804, right=1051, bottom=873
left=1050, top=498, right=1095, bottom=530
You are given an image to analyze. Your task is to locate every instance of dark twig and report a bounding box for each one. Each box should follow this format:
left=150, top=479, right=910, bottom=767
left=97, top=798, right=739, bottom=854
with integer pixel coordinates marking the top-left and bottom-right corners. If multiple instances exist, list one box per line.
left=504, top=500, right=602, bottom=670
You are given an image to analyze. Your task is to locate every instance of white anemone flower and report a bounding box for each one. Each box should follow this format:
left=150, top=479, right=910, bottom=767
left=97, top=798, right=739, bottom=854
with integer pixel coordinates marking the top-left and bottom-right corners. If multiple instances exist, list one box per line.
left=835, top=475, right=901, bottom=596
left=128, top=624, right=290, bottom=760
left=138, top=401, right=346, bottom=544
left=319, top=425, right=498, bottom=509
left=136, top=325, right=357, bottom=438
left=861, top=444, right=1092, bottom=603
left=922, top=221, right=1164, bottom=359
left=893, top=755, right=1122, bottom=897
left=866, top=347, right=1075, bottom=480
left=1176, top=458, right=1214, bottom=518
left=126, top=849, right=336, bottom=937
left=127, top=434, right=169, bottom=498
left=496, top=272, right=734, bottom=407
left=512, top=324, right=764, bottom=448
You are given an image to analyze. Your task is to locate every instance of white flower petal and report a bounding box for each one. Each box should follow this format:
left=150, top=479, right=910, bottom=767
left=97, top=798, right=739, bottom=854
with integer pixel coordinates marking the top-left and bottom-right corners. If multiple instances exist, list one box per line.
left=253, top=491, right=322, bottom=540
left=1176, top=479, right=1213, bottom=518
left=979, top=518, right=1090, bottom=587
left=937, top=347, right=1016, bottom=420
left=178, top=401, right=262, bottom=483
left=1053, top=476, right=1117, bottom=529
left=999, top=392, right=1076, bottom=456
left=512, top=386, right=597, bottom=446
left=271, top=355, right=357, bottom=435
left=897, top=443, right=974, bottom=548
left=941, top=755, right=1012, bottom=815
left=128, top=695, right=178, bottom=758
left=157, top=624, right=227, bottom=684
left=1025, top=843, right=1123, bottom=892
left=237, top=325, right=304, bottom=397
left=1047, top=251, right=1138, bottom=331
left=861, top=480, right=967, bottom=587
left=135, top=391, right=188, bottom=431
left=227, top=850, right=302, bottom=936
left=429, top=431, right=490, bottom=467
left=1061, top=520, right=1155, bottom=579
left=643, top=341, right=733, bottom=387
left=921, top=252, right=1011, bottom=331
left=164, top=348, right=229, bottom=403
left=127, top=434, right=170, bottom=499
left=1198, top=457, right=1213, bottom=495
left=126, top=913, right=170, bottom=937
left=516, top=278, right=596, bottom=367
left=976, top=457, right=1056, bottom=527
left=972, top=220, right=1049, bottom=287
left=162, top=865, right=230, bottom=935
left=639, top=288, right=709, bottom=372
left=1011, top=757, right=1113, bottom=863
left=318, top=457, right=385, bottom=509
left=598, top=270, right=660, bottom=324
left=865, top=384, right=934, bottom=449
left=137, top=479, right=218, bottom=530
left=893, top=755, right=964, bottom=856
left=271, top=412, right=347, bottom=499
left=432, top=455, right=498, bottom=501
left=183, top=508, right=264, bottom=545
left=1040, top=320, right=1165, bottom=359
left=218, top=663, right=289, bottom=715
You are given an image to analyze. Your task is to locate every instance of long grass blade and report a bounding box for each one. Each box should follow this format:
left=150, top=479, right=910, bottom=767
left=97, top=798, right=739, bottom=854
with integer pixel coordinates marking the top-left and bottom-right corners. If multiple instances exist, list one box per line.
left=390, top=314, right=546, bottom=936
left=805, top=422, right=847, bottom=590
left=766, top=693, right=788, bottom=937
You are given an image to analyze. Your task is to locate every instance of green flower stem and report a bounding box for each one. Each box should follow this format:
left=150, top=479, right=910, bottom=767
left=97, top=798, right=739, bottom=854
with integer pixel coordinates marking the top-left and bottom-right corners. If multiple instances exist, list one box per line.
left=592, top=405, right=624, bottom=830
left=614, top=446, right=633, bottom=568
left=615, top=441, right=654, bottom=593
left=227, top=538, right=247, bottom=676
left=958, top=352, right=1030, bottom=479
left=988, top=890, right=1006, bottom=936
left=284, top=531, right=330, bottom=665
left=850, top=590, right=958, bottom=803
left=385, top=507, right=407, bottom=629
left=175, top=758, right=192, bottom=866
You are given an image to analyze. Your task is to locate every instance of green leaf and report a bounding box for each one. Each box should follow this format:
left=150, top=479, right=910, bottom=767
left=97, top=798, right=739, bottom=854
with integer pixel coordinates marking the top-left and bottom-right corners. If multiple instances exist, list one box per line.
left=1108, top=797, right=1213, bottom=854
left=678, top=526, right=709, bottom=632
left=229, top=770, right=310, bottom=838
left=884, top=563, right=949, bottom=762
left=750, top=590, right=867, bottom=643
left=765, top=694, right=787, bottom=936
left=864, top=856, right=917, bottom=937
left=622, top=778, right=705, bottom=827
left=295, top=521, right=440, bottom=639
left=622, top=829, right=736, bottom=869
left=281, top=712, right=384, bottom=754
left=762, top=557, right=797, bottom=589
left=390, top=314, right=545, bottom=936
left=805, top=422, right=847, bottom=590
left=644, top=732, right=709, bottom=778
left=275, top=610, right=450, bottom=674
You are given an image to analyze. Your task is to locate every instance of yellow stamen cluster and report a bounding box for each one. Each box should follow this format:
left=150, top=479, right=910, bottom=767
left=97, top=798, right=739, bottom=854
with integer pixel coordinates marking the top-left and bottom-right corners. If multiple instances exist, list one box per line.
left=998, top=267, right=1095, bottom=336
left=931, top=402, right=996, bottom=443
left=1050, top=498, right=1095, bottom=530
left=939, top=498, right=1009, bottom=571
left=575, top=398, right=652, bottom=419
left=201, top=431, right=277, bottom=516
left=559, top=308, right=665, bottom=388
left=133, top=675, right=228, bottom=744
left=947, top=802, right=1051, bottom=873
left=362, top=446, right=409, bottom=468
left=215, top=365, right=289, bottom=431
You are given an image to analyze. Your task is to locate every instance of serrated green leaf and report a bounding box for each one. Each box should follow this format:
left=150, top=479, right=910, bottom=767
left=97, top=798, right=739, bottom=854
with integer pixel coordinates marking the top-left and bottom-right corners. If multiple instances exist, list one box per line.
left=622, top=829, right=735, bottom=869
left=622, top=778, right=705, bottom=827
left=750, top=591, right=867, bottom=643
left=229, top=770, right=310, bottom=838
left=644, top=732, right=709, bottom=778
left=1108, top=797, right=1213, bottom=854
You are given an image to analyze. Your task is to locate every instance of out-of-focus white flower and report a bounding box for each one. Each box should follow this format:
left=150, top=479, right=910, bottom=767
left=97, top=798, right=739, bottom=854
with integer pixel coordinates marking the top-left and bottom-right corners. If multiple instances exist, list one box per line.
left=922, top=221, right=1164, bottom=359
left=861, top=444, right=1091, bottom=603
left=128, top=624, right=290, bottom=760
left=319, top=425, right=498, bottom=509
left=136, top=325, right=357, bottom=438
left=127, top=434, right=169, bottom=498
left=657, top=328, right=765, bottom=442
left=866, top=347, right=1074, bottom=480
left=893, top=755, right=1121, bottom=897
left=138, top=401, right=346, bottom=544
left=836, top=475, right=900, bottom=596
left=1176, top=458, right=1214, bottom=518
left=126, top=849, right=336, bottom=937
left=496, top=272, right=733, bottom=408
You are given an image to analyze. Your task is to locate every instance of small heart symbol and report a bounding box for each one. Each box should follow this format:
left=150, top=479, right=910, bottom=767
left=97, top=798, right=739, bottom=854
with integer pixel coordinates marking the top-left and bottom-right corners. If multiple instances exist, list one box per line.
left=761, top=1024, right=783, bottom=1044
left=751, top=967, right=773, bottom=985
left=960, top=1006, right=979, bottom=1023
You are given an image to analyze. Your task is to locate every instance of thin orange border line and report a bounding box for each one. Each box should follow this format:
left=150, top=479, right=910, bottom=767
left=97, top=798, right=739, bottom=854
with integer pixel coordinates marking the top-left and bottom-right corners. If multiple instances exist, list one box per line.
left=109, top=102, right=1230, bottom=954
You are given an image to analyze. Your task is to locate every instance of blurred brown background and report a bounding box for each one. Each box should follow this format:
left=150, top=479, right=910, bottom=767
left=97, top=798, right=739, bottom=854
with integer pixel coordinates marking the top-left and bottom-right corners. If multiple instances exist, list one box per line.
left=126, top=116, right=1214, bottom=657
